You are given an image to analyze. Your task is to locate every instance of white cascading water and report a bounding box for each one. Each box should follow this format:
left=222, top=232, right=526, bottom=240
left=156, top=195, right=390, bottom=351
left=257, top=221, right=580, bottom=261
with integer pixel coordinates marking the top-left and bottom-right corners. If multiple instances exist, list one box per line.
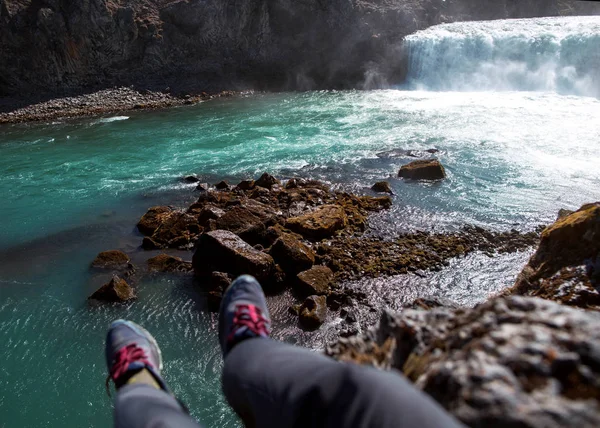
left=405, top=16, right=600, bottom=97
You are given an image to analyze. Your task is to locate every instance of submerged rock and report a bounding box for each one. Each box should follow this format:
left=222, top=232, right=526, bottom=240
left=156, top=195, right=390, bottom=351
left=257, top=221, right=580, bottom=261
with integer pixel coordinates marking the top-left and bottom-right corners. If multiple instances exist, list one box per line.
left=296, top=265, right=334, bottom=296
left=509, top=202, right=600, bottom=310
left=192, top=230, right=275, bottom=281
left=89, top=275, right=135, bottom=302
left=398, top=159, right=446, bottom=180
left=91, top=250, right=130, bottom=270
left=182, top=175, right=200, bottom=183
left=286, top=205, right=348, bottom=240
left=299, top=295, right=327, bottom=330
left=327, top=296, right=600, bottom=427
left=147, top=254, right=192, bottom=273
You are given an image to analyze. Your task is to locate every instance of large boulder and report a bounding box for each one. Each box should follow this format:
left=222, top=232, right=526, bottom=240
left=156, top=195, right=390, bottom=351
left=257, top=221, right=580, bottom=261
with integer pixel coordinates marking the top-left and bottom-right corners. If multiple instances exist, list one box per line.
left=286, top=205, right=348, bottom=240
left=91, top=250, right=130, bottom=270
left=296, top=265, right=334, bottom=296
left=192, top=230, right=275, bottom=281
left=147, top=254, right=192, bottom=273
left=269, top=233, right=315, bottom=274
left=299, top=295, right=327, bottom=330
left=89, top=275, right=135, bottom=302
left=510, top=202, right=600, bottom=310
left=398, top=159, right=446, bottom=180
left=327, top=296, right=600, bottom=427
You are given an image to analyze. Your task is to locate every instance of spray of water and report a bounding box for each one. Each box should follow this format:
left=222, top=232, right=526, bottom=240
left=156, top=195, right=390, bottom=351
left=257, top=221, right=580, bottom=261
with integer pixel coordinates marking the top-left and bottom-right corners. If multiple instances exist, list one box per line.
left=405, top=16, right=600, bottom=97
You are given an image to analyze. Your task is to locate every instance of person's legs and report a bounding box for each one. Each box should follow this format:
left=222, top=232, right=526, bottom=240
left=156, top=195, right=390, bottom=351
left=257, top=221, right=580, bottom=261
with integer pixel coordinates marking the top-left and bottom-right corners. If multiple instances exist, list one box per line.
left=219, top=275, right=464, bottom=428
left=105, top=320, right=201, bottom=428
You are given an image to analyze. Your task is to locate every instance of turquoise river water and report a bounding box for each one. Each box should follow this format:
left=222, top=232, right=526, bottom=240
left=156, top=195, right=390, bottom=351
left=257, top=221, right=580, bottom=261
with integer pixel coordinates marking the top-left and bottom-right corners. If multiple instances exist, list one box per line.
left=2, top=16, right=600, bottom=428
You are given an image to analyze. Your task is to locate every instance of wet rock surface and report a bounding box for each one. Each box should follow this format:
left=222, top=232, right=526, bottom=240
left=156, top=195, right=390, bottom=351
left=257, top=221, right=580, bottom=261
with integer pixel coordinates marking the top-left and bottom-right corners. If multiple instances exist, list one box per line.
left=371, top=181, right=393, bottom=194
left=508, top=202, right=600, bottom=310
left=299, top=295, right=328, bottom=330
left=317, top=227, right=540, bottom=280
left=327, top=296, right=600, bottom=427
left=147, top=254, right=192, bottom=273
left=398, top=159, right=446, bottom=180
left=89, top=275, right=136, bottom=302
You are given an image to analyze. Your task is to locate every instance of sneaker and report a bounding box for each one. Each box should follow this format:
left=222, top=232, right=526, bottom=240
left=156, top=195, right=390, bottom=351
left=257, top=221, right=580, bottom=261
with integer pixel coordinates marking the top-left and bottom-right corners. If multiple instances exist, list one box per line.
left=218, top=275, right=271, bottom=357
left=105, top=319, right=169, bottom=394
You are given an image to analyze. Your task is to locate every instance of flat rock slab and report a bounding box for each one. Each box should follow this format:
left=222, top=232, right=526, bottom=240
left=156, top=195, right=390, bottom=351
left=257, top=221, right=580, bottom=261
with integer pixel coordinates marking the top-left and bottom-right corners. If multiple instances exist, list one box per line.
left=286, top=205, right=348, bottom=240
left=192, top=230, right=275, bottom=281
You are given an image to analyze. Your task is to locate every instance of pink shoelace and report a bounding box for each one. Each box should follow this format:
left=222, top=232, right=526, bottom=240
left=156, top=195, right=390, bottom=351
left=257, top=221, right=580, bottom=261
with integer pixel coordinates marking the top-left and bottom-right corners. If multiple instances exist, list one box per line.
left=106, top=344, right=153, bottom=396
left=227, top=304, right=270, bottom=344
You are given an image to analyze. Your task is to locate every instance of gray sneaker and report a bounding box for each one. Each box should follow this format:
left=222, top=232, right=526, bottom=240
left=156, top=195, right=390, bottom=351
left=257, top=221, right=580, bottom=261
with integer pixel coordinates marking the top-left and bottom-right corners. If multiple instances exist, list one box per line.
left=218, top=275, right=271, bottom=357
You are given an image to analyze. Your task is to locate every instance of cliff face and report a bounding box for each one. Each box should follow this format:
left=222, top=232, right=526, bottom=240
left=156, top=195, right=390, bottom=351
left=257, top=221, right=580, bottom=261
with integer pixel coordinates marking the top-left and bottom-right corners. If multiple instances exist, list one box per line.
left=0, top=0, right=593, bottom=96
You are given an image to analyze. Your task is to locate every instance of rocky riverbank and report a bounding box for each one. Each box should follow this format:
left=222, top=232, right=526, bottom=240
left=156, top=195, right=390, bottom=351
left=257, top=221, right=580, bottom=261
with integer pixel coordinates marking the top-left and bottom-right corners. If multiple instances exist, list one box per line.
left=3, top=0, right=598, bottom=108
left=88, top=172, right=543, bottom=330
left=327, top=202, right=600, bottom=427
left=0, top=87, right=243, bottom=124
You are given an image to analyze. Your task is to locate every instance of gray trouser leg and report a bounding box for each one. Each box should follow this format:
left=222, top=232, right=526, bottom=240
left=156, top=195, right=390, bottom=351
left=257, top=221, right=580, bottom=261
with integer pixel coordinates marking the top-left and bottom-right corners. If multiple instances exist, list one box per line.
left=222, top=338, right=464, bottom=428
left=114, top=384, right=202, bottom=428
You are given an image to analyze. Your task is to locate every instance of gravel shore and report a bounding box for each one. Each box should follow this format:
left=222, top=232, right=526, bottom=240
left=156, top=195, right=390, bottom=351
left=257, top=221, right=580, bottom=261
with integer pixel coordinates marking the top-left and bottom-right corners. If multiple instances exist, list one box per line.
left=0, top=87, right=244, bottom=125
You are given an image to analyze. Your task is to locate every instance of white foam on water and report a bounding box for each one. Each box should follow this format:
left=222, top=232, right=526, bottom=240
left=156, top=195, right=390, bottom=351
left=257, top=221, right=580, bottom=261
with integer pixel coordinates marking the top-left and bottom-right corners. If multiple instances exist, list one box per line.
left=94, top=116, right=130, bottom=124
left=405, top=16, right=600, bottom=97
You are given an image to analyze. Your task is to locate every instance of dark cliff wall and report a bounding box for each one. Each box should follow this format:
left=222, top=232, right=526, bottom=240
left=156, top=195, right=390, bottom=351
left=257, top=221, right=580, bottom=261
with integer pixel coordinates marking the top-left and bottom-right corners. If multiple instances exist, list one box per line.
left=0, top=0, right=596, bottom=96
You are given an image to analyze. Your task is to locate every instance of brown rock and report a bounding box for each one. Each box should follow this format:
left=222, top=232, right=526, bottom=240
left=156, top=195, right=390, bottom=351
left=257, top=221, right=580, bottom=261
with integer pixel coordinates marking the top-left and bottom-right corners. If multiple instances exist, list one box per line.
left=255, top=172, right=280, bottom=189
left=371, top=181, right=393, bottom=194
left=147, top=254, right=192, bottom=273
left=89, top=275, right=135, bottom=302
left=142, top=237, right=162, bottom=250
left=269, top=233, right=315, bottom=274
left=398, top=159, right=446, bottom=180
left=299, top=295, right=327, bottom=330
left=182, top=175, right=199, bottom=183
left=215, top=206, right=267, bottom=244
left=510, top=202, right=600, bottom=310
left=286, top=205, right=348, bottom=240
left=91, top=250, right=130, bottom=270
left=137, top=206, right=173, bottom=236
left=197, top=206, right=225, bottom=225
left=151, top=212, right=201, bottom=247
left=236, top=179, right=255, bottom=191
left=215, top=180, right=229, bottom=190
left=296, top=265, right=334, bottom=295
left=192, top=230, right=275, bottom=281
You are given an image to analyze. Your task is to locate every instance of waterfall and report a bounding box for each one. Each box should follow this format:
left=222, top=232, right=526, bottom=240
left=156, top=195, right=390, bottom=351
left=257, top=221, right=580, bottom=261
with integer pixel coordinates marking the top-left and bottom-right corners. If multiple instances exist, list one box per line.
left=405, top=16, right=600, bottom=97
